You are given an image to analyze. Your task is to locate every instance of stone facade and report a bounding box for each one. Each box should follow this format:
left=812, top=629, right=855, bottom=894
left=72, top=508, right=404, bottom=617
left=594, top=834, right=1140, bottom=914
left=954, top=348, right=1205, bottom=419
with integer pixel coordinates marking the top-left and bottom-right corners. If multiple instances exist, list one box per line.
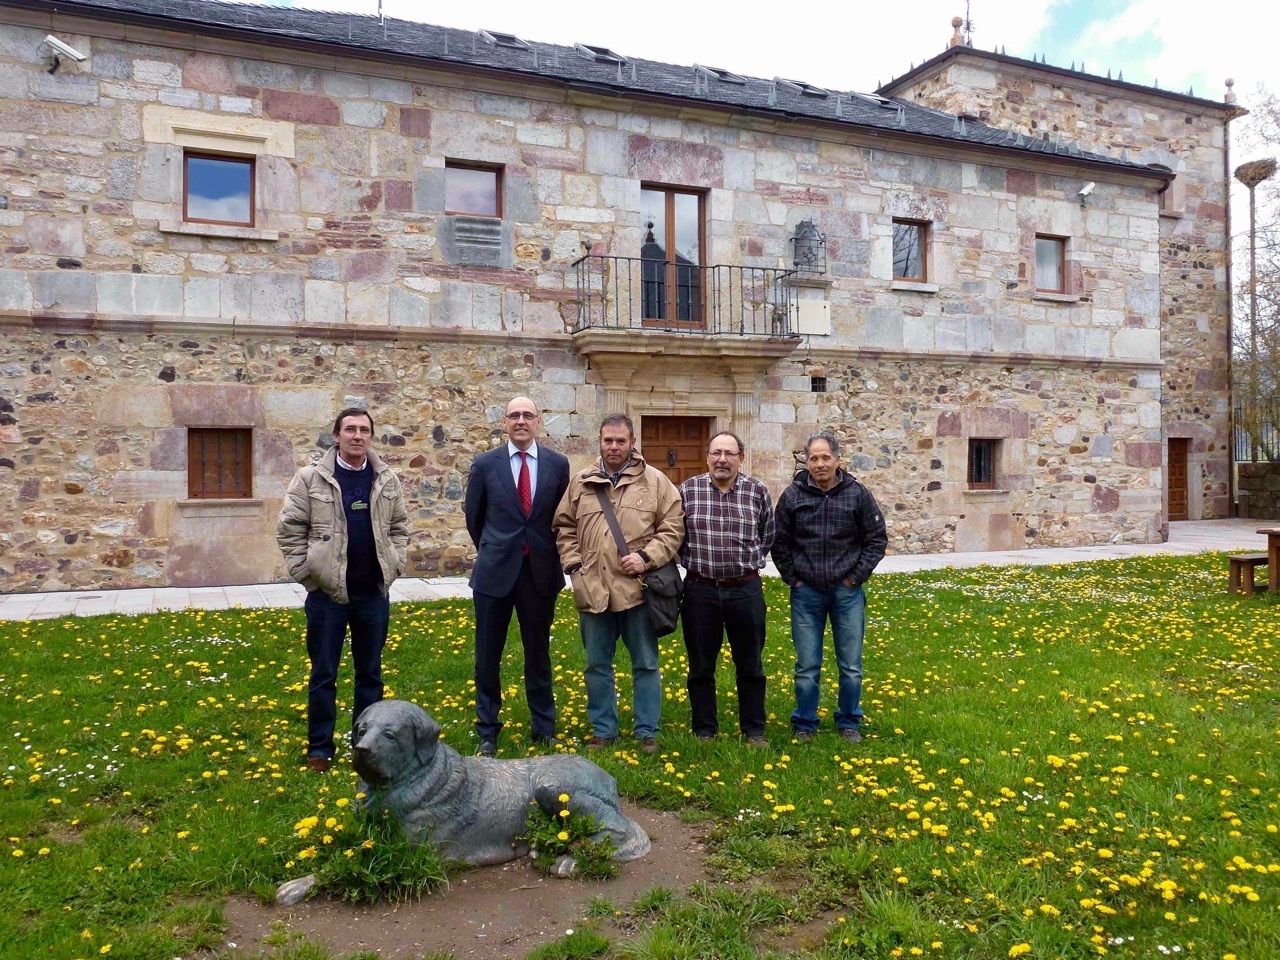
left=0, top=8, right=1234, bottom=591
left=882, top=49, right=1239, bottom=522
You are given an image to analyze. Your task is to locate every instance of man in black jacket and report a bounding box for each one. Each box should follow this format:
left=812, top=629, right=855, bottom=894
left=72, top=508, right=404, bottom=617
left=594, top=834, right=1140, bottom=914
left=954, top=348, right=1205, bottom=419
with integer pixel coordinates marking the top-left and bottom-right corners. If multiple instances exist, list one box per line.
left=772, top=431, right=887, bottom=744
left=464, top=397, right=570, bottom=756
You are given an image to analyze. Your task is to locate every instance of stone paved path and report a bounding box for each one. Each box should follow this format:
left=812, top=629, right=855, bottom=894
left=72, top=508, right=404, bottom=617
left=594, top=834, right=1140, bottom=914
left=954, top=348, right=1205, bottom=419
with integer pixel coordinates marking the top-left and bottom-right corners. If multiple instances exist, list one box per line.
left=0, top=520, right=1264, bottom=621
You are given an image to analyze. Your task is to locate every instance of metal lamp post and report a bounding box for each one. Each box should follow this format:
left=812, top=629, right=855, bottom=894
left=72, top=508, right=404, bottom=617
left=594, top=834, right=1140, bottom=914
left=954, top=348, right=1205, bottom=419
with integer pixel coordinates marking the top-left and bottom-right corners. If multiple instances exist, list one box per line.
left=1235, top=158, right=1277, bottom=461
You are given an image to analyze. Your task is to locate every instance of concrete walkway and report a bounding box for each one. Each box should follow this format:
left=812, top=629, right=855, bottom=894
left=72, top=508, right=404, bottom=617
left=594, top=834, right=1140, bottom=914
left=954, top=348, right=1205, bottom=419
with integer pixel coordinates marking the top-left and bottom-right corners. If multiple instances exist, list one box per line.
left=0, top=519, right=1265, bottom=621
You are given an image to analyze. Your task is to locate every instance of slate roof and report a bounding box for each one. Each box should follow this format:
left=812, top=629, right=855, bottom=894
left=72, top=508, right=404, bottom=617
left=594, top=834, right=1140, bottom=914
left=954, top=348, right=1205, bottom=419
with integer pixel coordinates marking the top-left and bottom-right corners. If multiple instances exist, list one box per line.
left=879, top=43, right=1239, bottom=115
left=16, top=0, right=1167, bottom=179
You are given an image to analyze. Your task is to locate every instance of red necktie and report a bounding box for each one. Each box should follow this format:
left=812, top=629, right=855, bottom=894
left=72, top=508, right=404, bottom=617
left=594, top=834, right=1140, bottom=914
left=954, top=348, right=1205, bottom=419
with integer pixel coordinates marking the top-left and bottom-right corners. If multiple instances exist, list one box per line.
left=518, top=451, right=532, bottom=516
left=518, top=451, right=532, bottom=556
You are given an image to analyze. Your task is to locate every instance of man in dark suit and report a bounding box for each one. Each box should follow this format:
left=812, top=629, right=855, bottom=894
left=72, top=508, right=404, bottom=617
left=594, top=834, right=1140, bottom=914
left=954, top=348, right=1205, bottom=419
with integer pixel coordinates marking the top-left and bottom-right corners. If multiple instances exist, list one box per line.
left=464, top=396, right=571, bottom=756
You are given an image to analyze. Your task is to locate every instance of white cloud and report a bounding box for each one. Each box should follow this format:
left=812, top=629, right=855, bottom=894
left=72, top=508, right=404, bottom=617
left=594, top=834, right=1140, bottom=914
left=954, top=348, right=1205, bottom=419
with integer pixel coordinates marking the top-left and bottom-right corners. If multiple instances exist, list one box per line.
left=1073, top=0, right=1277, bottom=102
left=187, top=192, right=252, bottom=224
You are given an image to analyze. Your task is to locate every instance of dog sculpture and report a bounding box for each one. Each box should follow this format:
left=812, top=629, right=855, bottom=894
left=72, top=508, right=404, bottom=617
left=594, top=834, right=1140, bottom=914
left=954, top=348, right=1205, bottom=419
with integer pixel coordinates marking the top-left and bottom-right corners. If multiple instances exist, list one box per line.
left=351, top=699, right=651, bottom=866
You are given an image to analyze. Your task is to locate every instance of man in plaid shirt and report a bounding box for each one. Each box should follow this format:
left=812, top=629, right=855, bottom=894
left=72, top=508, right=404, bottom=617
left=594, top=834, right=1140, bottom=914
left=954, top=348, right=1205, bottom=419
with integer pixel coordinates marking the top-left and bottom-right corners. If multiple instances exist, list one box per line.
left=678, top=430, right=775, bottom=746
left=772, top=430, right=887, bottom=745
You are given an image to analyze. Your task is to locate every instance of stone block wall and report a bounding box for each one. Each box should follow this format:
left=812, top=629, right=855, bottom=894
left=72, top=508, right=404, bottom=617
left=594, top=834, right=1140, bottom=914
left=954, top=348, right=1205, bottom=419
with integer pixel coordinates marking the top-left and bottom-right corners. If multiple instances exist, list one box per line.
left=0, top=17, right=1164, bottom=359
left=1236, top=463, right=1280, bottom=520
left=0, top=321, right=1166, bottom=591
left=886, top=53, right=1236, bottom=519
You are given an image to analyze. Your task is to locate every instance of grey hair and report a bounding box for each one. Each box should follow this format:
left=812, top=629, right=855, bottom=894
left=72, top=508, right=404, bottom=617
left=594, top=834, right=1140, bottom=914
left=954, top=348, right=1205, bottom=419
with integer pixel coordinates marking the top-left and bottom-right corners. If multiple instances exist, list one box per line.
left=804, top=431, right=840, bottom=458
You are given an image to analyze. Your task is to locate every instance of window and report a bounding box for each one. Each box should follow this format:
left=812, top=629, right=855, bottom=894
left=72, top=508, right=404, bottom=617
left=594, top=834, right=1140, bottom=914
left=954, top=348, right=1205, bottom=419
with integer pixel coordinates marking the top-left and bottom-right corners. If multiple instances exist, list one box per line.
left=479, top=29, right=530, bottom=49
left=188, top=428, right=253, bottom=499
left=640, top=186, right=705, bottom=325
left=445, top=162, right=502, bottom=217
left=811, top=376, right=828, bottom=393
left=892, top=219, right=928, bottom=281
left=184, top=152, right=254, bottom=226
left=577, top=43, right=626, bottom=64
left=1035, top=235, right=1065, bottom=293
left=968, top=439, right=998, bottom=490
left=694, top=64, right=746, bottom=84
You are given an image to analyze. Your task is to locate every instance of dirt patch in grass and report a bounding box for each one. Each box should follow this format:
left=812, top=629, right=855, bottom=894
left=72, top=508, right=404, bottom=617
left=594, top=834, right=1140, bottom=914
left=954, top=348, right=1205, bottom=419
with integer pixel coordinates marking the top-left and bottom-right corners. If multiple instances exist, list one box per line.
left=223, top=805, right=708, bottom=959
left=755, top=909, right=841, bottom=956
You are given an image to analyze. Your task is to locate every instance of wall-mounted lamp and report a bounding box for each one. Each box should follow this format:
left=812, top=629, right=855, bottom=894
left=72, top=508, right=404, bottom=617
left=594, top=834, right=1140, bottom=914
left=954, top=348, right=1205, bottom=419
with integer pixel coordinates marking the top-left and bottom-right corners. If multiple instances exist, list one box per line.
left=790, top=219, right=826, bottom=275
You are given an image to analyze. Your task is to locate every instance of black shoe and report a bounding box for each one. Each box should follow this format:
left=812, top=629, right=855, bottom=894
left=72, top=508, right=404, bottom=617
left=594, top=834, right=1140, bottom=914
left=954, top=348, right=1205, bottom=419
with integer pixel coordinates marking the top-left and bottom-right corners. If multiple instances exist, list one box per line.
left=839, top=728, right=863, bottom=744
left=694, top=731, right=716, bottom=742
left=533, top=734, right=565, bottom=748
left=477, top=739, right=497, bottom=757
left=746, top=736, right=769, bottom=748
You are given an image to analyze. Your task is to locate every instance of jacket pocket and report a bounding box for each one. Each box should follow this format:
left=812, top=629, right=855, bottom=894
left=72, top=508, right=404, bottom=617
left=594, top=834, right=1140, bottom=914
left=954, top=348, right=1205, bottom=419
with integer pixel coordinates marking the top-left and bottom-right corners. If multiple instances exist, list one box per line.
left=309, top=491, right=337, bottom=529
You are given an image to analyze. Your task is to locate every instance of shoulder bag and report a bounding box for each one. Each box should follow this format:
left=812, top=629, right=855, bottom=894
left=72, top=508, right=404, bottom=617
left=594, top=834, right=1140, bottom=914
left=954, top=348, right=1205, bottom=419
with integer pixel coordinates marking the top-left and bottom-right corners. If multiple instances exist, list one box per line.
left=593, top=487, right=683, bottom=637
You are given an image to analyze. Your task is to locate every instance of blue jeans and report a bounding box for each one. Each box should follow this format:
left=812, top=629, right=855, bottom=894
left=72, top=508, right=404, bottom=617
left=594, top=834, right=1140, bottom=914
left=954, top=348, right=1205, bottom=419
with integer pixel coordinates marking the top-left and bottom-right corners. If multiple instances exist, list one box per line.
left=580, top=605, right=661, bottom=740
left=790, top=582, right=865, bottom=734
left=305, top=589, right=390, bottom=759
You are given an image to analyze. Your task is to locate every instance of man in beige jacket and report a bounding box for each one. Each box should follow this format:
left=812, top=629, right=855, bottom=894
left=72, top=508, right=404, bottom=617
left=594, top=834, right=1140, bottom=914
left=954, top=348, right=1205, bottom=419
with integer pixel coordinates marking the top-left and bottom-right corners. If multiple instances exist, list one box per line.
left=554, top=413, right=684, bottom=754
left=277, top=408, right=409, bottom=772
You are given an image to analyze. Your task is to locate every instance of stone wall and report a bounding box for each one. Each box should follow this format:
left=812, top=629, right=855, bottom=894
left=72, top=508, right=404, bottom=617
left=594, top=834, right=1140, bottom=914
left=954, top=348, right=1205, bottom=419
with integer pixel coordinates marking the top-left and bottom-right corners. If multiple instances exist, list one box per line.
left=0, top=12, right=1179, bottom=591
left=0, top=322, right=1163, bottom=591
left=885, top=53, right=1236, bottom=520
left=1236, top=463, right=1280, bottom=520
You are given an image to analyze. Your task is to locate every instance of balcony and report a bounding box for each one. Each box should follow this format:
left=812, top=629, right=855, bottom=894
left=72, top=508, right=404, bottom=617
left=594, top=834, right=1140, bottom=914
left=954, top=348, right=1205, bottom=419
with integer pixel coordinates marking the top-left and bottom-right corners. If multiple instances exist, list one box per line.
left=568, top=255, right=803, bottom=412
left=572, top=255, right=800, bottom=337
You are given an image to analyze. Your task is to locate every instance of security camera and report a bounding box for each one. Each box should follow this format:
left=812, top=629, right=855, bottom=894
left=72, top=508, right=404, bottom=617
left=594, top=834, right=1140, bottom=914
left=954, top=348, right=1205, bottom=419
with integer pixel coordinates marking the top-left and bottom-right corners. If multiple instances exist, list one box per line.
left=1078, top=181, right=1096, bottom=199
left=44, top=35, right=88, bottom=65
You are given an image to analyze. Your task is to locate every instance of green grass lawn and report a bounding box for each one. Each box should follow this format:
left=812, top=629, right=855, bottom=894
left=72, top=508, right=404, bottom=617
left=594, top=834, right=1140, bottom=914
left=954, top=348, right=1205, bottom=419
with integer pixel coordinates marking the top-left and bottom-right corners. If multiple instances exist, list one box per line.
left=3, top=553, right=1279, bottom=959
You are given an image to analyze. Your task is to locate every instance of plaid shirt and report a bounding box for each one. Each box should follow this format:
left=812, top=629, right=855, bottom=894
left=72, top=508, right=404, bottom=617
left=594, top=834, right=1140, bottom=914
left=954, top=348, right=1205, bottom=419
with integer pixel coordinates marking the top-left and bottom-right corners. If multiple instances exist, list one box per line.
left=678, top=473, right=776, bottom=579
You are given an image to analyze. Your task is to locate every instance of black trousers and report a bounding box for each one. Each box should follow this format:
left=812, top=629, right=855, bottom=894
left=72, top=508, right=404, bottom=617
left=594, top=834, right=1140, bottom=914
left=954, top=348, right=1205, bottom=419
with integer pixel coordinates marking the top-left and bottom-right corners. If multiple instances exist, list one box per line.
left=681, top=576, right=767, bottom=737
left=305, top=589, right=389, bottom=759
left=473, top=555, right=557, bottom=742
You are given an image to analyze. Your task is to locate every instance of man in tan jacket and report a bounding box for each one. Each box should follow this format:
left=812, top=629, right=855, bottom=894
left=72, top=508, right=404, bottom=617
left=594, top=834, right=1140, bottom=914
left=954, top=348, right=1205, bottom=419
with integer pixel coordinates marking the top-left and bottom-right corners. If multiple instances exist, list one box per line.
left=554, top=413, right=684, bottom=754
left=277, top=408, right=409, bottom=772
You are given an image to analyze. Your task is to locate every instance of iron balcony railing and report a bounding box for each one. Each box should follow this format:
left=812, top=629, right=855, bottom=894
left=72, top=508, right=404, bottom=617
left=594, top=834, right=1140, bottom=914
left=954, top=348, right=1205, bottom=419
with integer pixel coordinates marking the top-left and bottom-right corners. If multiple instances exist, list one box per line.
left=1235, top=401, right=1280, bottom=463
left=572, top=255, right=799, bottom=337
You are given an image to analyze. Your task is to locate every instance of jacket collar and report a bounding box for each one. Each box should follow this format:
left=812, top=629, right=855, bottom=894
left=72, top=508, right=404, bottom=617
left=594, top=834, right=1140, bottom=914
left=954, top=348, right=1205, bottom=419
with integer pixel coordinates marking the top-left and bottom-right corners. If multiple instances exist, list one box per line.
left=793, top=467, right=853, bottom=495
left=317, top=445, right=388, bottom=478
left=583, top=451, right=649, bottom=485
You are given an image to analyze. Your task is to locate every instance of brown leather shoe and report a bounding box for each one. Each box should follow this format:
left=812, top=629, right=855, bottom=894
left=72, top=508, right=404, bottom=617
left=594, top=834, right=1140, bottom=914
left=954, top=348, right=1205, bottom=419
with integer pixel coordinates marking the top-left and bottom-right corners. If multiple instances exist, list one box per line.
left=305, top=756, right=332, bottom=773
left=639, top=737, right=658, bottom=754
left=586, top=736, right=616, bottom=751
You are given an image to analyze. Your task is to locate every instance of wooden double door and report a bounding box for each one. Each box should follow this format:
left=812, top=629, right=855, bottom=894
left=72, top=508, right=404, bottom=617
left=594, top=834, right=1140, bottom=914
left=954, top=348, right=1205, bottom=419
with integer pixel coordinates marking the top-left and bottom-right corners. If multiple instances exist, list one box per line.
left=641, top=416, right=710, bottom=485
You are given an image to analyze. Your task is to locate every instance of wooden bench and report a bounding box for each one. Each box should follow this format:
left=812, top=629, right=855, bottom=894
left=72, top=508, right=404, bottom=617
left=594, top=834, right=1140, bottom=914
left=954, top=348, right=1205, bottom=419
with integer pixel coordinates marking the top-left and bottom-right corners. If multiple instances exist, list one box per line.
left=1228, top=553, right=1269, bottom=595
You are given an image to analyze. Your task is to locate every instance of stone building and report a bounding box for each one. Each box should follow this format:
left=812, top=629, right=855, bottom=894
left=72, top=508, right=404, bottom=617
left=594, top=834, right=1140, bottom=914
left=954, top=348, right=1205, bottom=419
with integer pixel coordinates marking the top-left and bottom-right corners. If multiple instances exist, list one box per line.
left=0, top=0, right=1240, bottom=593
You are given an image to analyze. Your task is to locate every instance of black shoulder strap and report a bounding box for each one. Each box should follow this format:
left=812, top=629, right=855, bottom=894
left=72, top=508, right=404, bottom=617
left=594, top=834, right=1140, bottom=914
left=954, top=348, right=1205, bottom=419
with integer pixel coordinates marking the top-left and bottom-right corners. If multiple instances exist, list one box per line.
left=594, top=487, right=630, bottom=557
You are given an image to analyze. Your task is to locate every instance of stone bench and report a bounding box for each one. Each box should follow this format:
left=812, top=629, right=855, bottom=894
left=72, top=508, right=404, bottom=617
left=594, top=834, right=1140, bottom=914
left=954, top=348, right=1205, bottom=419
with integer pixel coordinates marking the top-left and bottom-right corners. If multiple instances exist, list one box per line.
left=1228, top=553, right=1269, bottom=595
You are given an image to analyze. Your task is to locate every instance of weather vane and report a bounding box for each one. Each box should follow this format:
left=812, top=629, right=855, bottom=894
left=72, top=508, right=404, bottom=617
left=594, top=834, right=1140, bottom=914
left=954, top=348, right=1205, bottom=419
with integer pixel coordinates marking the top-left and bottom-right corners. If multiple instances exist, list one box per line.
left=964, top=0, right=976, bottom=46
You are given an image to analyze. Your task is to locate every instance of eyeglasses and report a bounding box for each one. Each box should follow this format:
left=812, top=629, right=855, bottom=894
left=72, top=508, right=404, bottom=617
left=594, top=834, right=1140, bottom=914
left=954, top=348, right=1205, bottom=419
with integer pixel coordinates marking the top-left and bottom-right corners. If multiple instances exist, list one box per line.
left=505, top=411, right=538, bottom=420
